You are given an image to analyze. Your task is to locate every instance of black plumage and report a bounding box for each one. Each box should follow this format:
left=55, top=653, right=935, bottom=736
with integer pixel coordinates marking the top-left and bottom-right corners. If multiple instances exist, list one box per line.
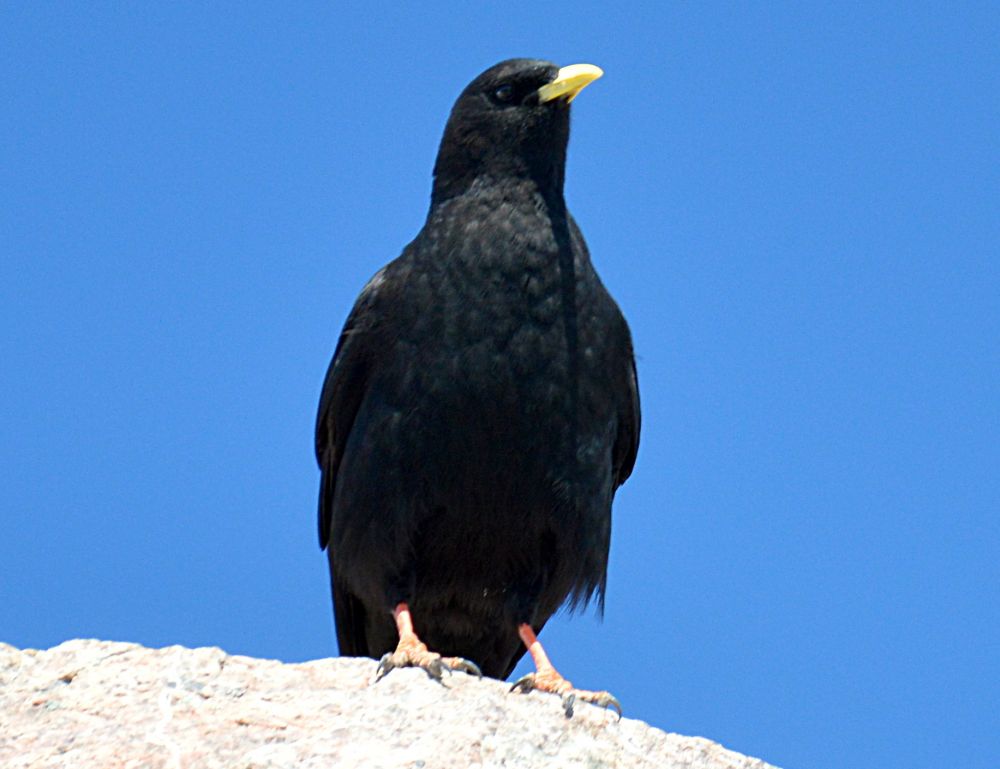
left=316, top=58, right=639, bottom=683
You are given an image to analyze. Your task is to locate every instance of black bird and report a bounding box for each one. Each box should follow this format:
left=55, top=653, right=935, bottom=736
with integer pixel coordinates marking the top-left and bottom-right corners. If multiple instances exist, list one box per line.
left=316, top=59, right=639, bottom=715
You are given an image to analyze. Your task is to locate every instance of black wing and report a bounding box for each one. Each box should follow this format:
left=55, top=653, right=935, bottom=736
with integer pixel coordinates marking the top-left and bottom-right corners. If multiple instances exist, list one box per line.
left=315, top=266, right=390, bottom=549
left=567, top=214, right=640, bottom=490
left=315, top=266, right=395, bottom=657
left=614, top=349, right=641, bottom=489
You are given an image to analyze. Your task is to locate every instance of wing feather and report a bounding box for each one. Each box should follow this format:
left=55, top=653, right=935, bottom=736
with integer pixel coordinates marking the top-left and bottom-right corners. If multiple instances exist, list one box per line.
left=315, top=266, right=389, bottom=548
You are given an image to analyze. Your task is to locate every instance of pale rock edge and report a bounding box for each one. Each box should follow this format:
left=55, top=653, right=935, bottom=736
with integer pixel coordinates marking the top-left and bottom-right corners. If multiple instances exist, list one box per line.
left=0, top=639, right=779, bottom=769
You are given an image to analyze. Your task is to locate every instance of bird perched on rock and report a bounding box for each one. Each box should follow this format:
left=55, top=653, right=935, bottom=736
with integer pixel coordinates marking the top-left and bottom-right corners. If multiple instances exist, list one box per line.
left=316, top=58, right=640, bottom=716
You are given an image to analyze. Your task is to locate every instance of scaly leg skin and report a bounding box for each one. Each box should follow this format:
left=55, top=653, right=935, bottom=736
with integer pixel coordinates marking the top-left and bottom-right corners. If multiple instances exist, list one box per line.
left=509, top=624, right=622, bottom=719
left=375, top=603, right=482, bottom=682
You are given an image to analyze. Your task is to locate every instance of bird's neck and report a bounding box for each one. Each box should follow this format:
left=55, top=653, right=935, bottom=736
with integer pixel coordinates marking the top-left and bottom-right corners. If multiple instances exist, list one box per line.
left=431, top=145, right=567, bottom=208
left=430, top=171, right=565, bottom=211
left=427, top=176, right=567, bottom=232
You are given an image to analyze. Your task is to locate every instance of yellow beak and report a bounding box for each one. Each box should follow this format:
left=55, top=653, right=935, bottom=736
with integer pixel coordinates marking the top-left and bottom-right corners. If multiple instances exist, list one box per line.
left=536, top=63, right=604, bottom=104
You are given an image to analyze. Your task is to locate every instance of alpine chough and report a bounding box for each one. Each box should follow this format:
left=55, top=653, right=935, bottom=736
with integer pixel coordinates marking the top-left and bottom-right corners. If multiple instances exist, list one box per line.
left=316, top=59, right=640, bottom=716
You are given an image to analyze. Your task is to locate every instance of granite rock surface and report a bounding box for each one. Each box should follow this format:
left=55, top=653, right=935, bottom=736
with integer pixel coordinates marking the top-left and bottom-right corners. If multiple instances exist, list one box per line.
left=0, top=640, right=778, bottom=769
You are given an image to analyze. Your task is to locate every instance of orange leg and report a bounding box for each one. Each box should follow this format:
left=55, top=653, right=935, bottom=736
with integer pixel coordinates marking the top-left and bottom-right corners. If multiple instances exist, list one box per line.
left=509, top=624, right=621, bottom=718
left=375, top=603, right=481, bottom=681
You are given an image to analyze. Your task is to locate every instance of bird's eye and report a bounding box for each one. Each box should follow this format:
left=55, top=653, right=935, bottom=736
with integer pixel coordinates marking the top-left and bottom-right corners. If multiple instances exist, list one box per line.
left=493, top=84, right=514, bottom=103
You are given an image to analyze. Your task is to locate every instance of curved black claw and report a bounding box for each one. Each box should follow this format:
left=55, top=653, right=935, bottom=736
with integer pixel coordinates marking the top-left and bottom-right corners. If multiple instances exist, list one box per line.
left=375, top=652, right=400, bottom=681
left=509, top=673, right=536, bottom=693
left=596, top=692, right=623, bottom=721
left=563, top=690, right=621, bottom=720
left=431, top=658, right=450, bottom=678
left=447, top=657, right=483, bottom=678
left=376, top=653, right=389, bottom=679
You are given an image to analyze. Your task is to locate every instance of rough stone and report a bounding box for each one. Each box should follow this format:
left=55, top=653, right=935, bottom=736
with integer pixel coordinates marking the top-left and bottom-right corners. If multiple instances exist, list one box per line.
left=0, top=640, right=778, bottom=768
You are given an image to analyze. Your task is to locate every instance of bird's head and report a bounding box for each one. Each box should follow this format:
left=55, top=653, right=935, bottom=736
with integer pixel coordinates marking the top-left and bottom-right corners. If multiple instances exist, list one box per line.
left=431, top=59, right=603, bottom=205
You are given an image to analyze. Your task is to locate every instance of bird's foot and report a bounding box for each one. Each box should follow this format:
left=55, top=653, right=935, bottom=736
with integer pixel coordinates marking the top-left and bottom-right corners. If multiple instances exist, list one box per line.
left=510, top=668, right=622, bottom=719
left=509, top=622, right=621, bottom=719
left=375, top=603, right=481, bottom=682
left=376, top=637, right=481, bottom=682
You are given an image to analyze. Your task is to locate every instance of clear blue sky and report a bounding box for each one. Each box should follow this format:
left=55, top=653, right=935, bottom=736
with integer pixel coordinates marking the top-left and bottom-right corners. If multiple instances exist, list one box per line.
left=2, top=3, right=997, bottom=768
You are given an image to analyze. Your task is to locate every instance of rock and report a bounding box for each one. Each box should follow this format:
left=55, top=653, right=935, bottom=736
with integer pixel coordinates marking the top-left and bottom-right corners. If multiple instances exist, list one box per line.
left=0, top=639, right=778, bottom=768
